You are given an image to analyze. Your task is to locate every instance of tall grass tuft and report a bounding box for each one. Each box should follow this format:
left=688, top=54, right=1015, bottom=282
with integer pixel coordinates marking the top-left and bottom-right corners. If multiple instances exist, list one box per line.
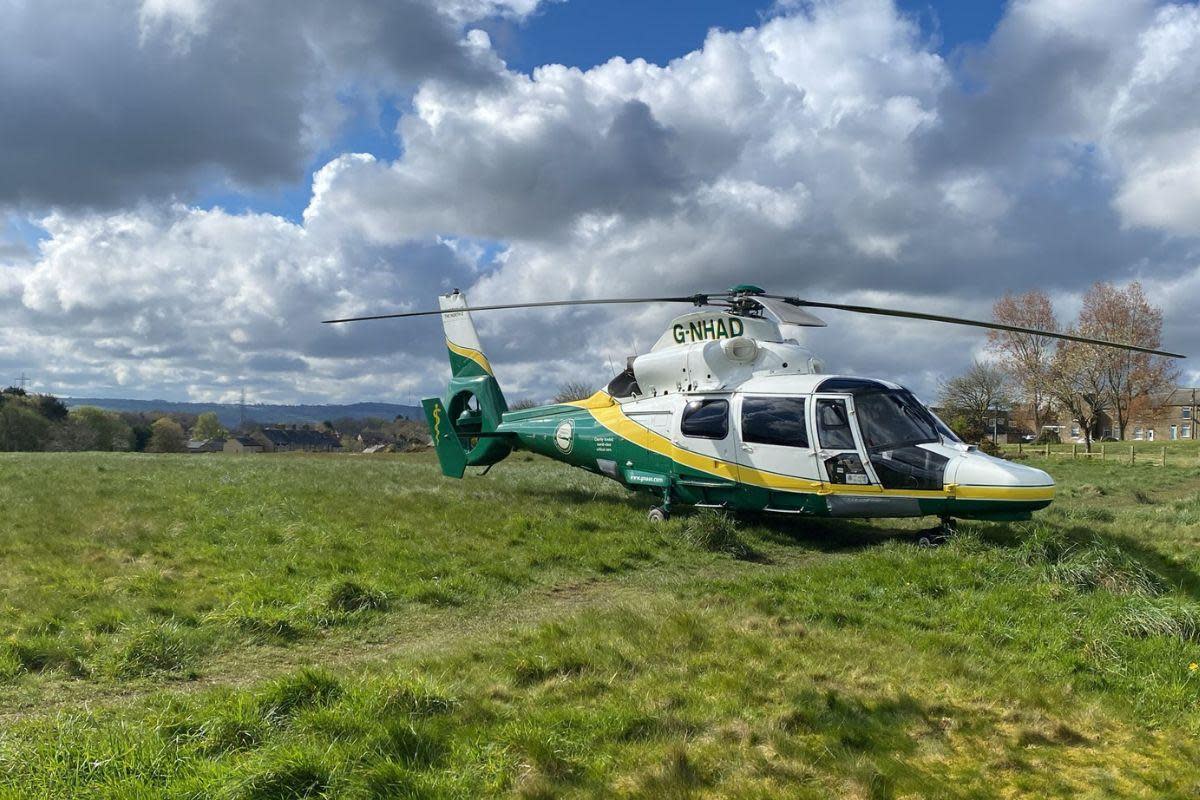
left=679, top=511, right=752, bottom=559
left=110, top=621, right=202, bottom=678
left=1047, top=543, right=1164, bottom=596
left=324, top=579, right=390, bottom=613
left=1120, top=597, right=1200, bottom=643
left=257, top=669, right=343, bottom=725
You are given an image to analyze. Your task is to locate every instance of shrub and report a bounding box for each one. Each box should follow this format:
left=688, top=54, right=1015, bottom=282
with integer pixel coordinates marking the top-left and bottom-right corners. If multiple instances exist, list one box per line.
left=1035, top=430, right=1062, bottom=445
left=680, top=511, right=751, bottom=559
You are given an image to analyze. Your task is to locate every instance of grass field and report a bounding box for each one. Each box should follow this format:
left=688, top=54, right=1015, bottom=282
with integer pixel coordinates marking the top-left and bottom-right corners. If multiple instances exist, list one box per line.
left=1, top=451, right=1199, bottom=798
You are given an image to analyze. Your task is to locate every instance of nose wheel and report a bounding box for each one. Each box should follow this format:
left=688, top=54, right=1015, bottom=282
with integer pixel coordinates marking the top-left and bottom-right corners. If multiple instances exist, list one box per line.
left=648, top=506, right=670, bottom=523
left=916, top=517, right=957, bottom=548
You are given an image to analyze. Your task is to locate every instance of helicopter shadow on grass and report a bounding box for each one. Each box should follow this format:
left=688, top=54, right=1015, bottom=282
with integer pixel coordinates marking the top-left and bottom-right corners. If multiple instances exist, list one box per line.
left=734, top=512, right=930, bottom=554
left=509, top=483, right=911, bottom=552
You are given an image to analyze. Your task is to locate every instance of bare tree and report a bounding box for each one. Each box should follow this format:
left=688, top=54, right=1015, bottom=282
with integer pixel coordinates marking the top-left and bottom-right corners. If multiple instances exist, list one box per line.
left=988, top=290, right=1057, bottom=434
left=1046, top=337, right=1110, bottom=452
left=1076, top=281, right=1177, bottom=440
left=552, top=381, right=594, bottom=404
left=508, top=397, right=540, bottom=410
left=938, top=361, right=1013, bottom=441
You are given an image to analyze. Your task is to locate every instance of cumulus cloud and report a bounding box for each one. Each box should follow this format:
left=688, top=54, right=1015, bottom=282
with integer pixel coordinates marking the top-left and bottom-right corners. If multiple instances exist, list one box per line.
left=0, top=0, right=543, bottom=209
left=2, top=0, right=1200, bottom=403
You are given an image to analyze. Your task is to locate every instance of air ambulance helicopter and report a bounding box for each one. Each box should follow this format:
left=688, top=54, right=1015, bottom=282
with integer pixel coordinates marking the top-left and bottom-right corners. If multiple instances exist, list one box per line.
left=324, top=285, right=1183, bottom=538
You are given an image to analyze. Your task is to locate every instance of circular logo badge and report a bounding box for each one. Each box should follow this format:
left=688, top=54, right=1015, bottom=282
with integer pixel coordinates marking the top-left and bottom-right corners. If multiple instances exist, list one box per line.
left=554, top=420, right=574, bottom=454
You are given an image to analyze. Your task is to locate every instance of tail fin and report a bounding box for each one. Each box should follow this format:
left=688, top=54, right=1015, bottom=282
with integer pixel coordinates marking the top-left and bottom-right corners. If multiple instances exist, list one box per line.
left=440, top=291, right=495, bottom=379
left=423, top=290, right=512, bottom=477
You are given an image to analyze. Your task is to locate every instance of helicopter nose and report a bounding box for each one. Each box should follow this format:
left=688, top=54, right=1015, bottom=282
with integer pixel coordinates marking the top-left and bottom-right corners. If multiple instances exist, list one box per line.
left=951, top=451, right=1054, bottom=490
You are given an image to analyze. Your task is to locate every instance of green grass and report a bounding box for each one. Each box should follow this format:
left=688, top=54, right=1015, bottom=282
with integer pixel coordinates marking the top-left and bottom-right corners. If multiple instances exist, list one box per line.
left=1, top=452, right=1200, bottom=797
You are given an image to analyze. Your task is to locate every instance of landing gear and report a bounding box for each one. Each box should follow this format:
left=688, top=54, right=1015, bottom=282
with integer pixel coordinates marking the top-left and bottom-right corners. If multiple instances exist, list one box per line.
left=916, top=517, right=957, bottom=548
left=648, top=487, right=673, bottom=523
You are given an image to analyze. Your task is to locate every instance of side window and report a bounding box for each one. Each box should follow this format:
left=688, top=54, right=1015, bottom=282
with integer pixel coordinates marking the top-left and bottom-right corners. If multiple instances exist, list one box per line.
left=742, top=396, right=808, bottom=448
left=681, top=399, right=729, bottom=439
left=817, top=398, right=856, bottom=449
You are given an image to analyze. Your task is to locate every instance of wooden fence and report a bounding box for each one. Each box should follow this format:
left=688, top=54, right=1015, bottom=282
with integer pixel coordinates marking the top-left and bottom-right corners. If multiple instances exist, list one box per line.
left=1007, top=442, right=1186, bottom=467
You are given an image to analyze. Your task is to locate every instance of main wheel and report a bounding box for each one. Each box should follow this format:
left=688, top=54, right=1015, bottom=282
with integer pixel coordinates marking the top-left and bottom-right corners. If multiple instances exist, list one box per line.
left=648, top=506, right=669, bottom=523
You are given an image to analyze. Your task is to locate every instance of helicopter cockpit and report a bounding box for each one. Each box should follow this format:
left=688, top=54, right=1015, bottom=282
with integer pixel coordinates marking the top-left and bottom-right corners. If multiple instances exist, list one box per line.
left=814, top=377, right=960, bottom=492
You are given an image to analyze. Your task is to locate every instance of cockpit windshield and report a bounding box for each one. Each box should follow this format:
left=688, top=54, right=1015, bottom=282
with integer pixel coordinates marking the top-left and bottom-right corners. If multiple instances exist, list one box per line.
left=854, top=390, right=941, bottom=451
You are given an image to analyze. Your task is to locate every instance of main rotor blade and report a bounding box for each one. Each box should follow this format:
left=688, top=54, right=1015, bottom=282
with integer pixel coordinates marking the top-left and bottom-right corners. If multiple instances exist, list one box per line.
left=322, top=294, right=719, bottom=324
left=770, top=296, right=1186, bottom=359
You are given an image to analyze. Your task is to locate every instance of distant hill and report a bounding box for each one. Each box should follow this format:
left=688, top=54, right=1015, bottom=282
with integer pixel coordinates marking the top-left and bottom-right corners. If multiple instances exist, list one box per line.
left=64, top=398, right=422, bottom=428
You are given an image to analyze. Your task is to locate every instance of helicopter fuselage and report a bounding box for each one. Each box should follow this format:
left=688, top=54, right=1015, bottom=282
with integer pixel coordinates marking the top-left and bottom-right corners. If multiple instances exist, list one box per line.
left=494, top=375, right=1054, bottom=520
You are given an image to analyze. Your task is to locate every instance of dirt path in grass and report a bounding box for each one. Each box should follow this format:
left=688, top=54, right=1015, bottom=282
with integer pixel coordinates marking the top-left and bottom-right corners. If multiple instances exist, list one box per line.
left=0, top=549, right=818, bottom=723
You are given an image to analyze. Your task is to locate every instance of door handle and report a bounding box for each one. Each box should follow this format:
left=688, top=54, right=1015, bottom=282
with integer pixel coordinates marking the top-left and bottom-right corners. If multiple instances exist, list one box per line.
left=740, top=443, right=754, bottom=453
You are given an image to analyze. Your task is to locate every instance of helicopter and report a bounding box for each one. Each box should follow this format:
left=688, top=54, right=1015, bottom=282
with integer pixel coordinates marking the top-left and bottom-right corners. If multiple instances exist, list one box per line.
left=324, top=285, right=1184, bottom=534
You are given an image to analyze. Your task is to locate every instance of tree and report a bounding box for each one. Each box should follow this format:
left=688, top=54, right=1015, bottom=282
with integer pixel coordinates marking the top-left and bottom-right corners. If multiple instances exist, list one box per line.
left=192, top=411, right=227, bottom=440
left=988, top=290, right=1057, bottom=434
left=147, top=417, right=186, bottom=453
left=1047, top=337, right=1110, bottom=452
left=508, top=398, right=540, bottom=410
left=0, top=402, right=50, bottom=451
left=938, top=361, right=1013, bottom=442
left=58, top=406, right=133, bottom=451
left=1076, top=281, right=1177, bottom=440
left=552, top=381, right=594, bottom=404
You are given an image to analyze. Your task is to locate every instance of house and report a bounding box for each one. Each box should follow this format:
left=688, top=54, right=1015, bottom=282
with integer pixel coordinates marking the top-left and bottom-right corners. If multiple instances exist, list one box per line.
left=253, top=427, right=343, bottom=453
left=224, top=435, right=264, bottom=454
left=187, top=437, right=226, bottom=453
left=1045, top=386, right=1199, bottom=442
left=1130, top=388, right=1197, bottom=441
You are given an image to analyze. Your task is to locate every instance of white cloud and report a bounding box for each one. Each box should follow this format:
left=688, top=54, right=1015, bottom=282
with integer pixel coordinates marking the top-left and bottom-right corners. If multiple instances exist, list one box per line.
left=3, top=0, right=1199, bottom=404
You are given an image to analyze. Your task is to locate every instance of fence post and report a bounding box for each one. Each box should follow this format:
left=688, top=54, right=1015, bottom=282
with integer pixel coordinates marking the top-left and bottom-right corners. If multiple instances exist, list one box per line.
left=1045, top=444, right=1050, bottom=457
left=1018, top=441, right=1023, bottom=455
left=1162, top=446, right=1167, bottom=467
left=1100, top=443, right=1105, bottom=461
left=1072, top=443, right=1078, bottom=459
left=1129, top=446, right=1135, bottom=465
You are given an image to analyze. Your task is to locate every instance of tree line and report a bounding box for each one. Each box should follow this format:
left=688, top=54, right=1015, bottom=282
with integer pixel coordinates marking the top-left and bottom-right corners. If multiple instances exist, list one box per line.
left=0, top=388, right=232, bottom=452
left=938, top=282, right=1175, bottom=450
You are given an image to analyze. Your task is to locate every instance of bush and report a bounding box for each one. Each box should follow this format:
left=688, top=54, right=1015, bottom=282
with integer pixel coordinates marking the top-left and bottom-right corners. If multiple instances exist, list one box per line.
left=680, top=512, right=752, bottom=559
left=1035, top=430, right=1062, bottom=445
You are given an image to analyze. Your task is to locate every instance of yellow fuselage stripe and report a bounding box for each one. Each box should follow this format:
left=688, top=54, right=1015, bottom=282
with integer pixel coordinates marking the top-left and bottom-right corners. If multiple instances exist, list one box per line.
left=566, top=393, right=1054, bottom=503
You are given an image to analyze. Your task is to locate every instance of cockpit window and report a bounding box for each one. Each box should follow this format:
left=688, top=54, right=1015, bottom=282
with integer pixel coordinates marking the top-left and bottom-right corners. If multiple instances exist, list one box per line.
left=816, top=399, right=856, bottom=449
left=854, top=390, right=939, bottom=451
left=742, top=396, right=808, bottom=448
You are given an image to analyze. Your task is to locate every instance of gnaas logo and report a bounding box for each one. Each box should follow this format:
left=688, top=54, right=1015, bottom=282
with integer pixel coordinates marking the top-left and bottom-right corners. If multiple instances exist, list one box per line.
left=554, top=420, right=574, bottom=453
left=671, top=315, right=744, bottom=344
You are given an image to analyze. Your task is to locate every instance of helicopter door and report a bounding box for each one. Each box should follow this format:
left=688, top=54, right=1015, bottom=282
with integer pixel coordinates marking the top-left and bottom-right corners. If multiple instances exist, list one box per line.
left=671, top=397, right=741, bottom=506
left=735, top=394, right=821, bottom=502
left=812, top=395, right=879, bottom=490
